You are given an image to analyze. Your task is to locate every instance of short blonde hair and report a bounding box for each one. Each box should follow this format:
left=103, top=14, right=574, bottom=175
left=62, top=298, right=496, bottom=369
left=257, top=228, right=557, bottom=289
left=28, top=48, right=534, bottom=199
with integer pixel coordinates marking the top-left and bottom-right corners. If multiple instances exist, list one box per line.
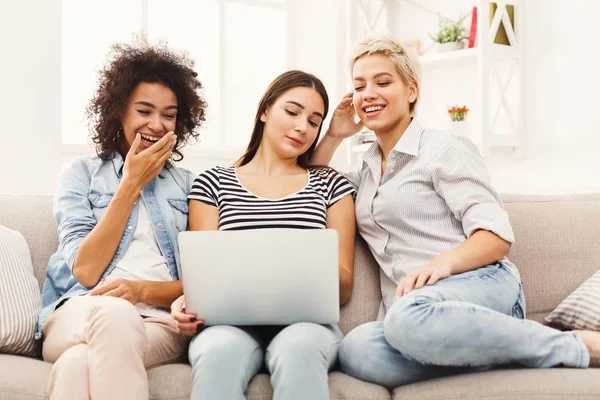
left=348, top=34, right=422, bottom=116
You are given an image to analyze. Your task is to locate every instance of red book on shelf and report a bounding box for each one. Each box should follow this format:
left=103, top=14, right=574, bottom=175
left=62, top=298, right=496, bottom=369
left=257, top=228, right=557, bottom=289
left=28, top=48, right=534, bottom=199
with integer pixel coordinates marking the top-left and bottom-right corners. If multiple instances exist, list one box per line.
left=468, top=6, right=477, bottom=48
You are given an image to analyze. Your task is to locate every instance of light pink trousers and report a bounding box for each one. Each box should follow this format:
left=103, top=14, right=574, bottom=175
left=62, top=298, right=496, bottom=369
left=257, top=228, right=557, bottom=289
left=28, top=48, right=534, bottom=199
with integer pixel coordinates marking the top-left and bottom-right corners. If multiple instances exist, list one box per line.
left=42, top=296, right=187, bottom=400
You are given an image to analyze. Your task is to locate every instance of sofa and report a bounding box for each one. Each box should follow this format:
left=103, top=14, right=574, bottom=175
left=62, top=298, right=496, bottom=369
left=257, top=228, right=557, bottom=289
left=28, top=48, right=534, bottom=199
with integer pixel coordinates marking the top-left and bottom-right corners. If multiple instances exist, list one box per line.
left=1, top=193, right=600, bottom=400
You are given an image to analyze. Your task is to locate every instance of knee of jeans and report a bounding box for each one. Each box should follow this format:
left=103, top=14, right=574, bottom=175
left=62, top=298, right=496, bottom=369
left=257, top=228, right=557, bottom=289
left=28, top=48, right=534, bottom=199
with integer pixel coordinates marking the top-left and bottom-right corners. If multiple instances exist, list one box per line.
left=383, top=298, right=432, bottom=355
left=338, top=328, right=366, bottom=370
left=338, top=325, right=380, bottom=378
left=188, top=326, right=258, bottom=366
left=267, top=323, right=332, bottom=368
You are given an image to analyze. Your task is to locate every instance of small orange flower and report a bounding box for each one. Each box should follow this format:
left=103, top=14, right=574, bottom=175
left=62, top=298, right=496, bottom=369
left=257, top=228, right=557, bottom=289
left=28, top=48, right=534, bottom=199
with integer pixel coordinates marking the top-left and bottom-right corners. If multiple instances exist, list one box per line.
left=447, top=105, right=469, bottom=121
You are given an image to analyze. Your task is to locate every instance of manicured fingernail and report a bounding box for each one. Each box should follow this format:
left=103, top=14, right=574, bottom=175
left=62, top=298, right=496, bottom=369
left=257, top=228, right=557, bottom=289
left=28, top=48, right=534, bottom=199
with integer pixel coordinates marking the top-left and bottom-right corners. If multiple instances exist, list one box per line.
left=196, top=324, right=204, bottom=333
left=190, top=317, right=197, bottom=322
left=182, top=307, right=186, bottom=313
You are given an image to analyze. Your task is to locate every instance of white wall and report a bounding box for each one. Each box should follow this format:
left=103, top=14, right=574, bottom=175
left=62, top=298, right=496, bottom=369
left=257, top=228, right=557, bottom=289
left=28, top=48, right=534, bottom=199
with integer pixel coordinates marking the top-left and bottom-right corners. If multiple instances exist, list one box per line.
left=1, top=0, right=599, bottom=195
left=0, top=0, right=63, bottom=194
left=485, top=0, right=600, bottom=194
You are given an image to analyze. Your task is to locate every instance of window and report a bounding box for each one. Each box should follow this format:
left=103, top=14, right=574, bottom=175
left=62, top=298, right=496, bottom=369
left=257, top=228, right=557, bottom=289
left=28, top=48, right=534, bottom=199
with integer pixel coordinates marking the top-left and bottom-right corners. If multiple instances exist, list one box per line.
left=61, top=0, right=289, bottom=155
left=61, top=0, right=142, bottom=147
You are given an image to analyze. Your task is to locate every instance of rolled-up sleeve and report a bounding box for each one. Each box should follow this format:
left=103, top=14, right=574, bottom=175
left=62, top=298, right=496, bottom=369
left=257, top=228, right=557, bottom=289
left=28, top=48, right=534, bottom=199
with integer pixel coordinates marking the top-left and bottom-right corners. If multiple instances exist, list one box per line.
left=53, top=160, right=96, bottom=271
left=428, top=135, right=515, bottom=243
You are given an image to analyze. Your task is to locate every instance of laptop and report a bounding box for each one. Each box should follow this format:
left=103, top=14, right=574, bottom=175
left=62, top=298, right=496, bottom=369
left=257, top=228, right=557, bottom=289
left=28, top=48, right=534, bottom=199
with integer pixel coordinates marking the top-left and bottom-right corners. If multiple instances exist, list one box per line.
left=178, top=229, right=340, bottom=326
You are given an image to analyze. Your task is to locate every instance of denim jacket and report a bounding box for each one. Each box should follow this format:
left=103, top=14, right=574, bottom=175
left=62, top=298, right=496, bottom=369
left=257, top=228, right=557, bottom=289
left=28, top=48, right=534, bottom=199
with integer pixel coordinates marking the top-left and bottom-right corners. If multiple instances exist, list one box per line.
left=37, top=153, right=194, bottom=339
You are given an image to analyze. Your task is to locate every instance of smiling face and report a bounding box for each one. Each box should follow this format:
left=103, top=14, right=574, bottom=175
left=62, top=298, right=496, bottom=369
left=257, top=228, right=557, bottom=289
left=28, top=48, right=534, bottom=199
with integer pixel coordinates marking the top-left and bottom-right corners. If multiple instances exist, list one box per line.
left=119, top=81, right=178, bottom=156
left=260, top=86, right=325, bottom=159
left=352, top=54, right=417, bottom=135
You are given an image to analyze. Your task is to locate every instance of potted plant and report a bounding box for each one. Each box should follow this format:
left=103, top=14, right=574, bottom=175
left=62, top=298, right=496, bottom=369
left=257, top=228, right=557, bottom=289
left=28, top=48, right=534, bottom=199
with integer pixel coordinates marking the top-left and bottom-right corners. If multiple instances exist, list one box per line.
left=429, top=14, right=469, bottom=53
left=448, top=105, right=469, bottom=122
left=447, top=105, right=469, bottom=137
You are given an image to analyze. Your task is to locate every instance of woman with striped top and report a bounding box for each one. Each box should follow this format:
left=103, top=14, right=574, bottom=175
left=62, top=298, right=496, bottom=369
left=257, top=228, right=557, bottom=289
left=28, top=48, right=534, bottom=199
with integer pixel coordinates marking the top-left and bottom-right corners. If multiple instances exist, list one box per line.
left=170, top=71, right=356, bottom=399
left=311, top=34, right=600, bottom=389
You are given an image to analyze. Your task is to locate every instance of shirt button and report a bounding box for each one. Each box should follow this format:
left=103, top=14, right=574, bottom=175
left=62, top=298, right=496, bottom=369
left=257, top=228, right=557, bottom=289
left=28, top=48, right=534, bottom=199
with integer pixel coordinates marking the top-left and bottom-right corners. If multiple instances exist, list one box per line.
left=158, top=223, right=164, bottom=228
left=127, top=225, right=133, bottom=230
left=149, top=200, right=154, bottom=204
left=167, top=254, right=173, bottom=259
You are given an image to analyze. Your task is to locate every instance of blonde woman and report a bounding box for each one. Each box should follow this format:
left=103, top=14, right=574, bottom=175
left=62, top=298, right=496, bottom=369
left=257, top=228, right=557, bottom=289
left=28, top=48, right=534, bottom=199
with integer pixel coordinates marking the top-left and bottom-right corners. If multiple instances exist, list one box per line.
left=311, top=34, right=600, bottom=388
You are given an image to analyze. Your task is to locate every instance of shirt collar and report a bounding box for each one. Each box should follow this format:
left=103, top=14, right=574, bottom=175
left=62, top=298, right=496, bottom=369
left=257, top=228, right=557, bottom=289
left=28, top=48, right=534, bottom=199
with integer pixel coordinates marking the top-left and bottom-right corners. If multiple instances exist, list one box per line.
left=359, top=142, right=378, bottom=178
left=390, top=118, right=425, bottom=157
left=360, top=118, right=425, bottom=171
left=110, top=152, right=168, bottom=179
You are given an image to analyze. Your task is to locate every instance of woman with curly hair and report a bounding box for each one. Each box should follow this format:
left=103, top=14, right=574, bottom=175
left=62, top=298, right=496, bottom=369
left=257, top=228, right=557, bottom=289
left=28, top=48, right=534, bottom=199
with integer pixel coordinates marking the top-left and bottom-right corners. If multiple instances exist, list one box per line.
left=38, top=41, right=207, bottom=400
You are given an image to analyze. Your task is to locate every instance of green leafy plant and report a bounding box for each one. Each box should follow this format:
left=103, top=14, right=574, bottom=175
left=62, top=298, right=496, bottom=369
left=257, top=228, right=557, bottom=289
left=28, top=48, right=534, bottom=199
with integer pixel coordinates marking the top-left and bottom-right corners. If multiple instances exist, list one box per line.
left=429, top=14, right=469, bottom=44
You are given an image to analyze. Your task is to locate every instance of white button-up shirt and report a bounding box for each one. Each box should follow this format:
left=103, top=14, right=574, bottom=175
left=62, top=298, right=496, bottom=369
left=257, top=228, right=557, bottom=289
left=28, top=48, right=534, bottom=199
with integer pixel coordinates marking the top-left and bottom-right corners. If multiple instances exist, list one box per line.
left=346, top=119, right=519, bottom=319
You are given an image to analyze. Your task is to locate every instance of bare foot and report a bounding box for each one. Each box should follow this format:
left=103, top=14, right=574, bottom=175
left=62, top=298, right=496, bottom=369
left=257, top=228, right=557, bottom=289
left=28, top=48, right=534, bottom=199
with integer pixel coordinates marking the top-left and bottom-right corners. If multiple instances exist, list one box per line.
left=573, top=330, right=600, bottom=367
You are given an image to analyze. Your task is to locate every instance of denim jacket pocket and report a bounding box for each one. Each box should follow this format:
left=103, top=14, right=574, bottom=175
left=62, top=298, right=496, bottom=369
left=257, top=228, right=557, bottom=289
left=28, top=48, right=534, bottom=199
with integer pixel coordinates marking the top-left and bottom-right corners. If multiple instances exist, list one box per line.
left=167, top=198, right=189, bottom=232
left=167, top=198, right=189, bottom=214
left=89, top=193, right=114, bottom=221
left=89, top=193, right=114, bottom=208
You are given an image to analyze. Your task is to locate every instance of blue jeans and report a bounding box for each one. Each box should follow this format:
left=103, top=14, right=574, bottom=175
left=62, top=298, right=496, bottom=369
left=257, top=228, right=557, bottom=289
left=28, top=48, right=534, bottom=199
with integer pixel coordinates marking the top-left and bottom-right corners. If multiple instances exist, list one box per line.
left=339, top=263, right=590, bottom=389
left=188, top=322, right=343, bottom=400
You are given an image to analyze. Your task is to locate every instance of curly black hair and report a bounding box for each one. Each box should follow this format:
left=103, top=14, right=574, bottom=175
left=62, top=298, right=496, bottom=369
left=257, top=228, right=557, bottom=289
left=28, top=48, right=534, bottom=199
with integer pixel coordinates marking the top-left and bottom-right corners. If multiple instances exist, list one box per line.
left=87, top=40, right=207, bottom=161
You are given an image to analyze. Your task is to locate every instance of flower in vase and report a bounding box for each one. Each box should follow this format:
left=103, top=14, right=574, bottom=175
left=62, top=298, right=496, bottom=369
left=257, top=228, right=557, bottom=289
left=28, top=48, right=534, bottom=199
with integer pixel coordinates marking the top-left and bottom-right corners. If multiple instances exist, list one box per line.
left=448, top=105, right=469, bottom=121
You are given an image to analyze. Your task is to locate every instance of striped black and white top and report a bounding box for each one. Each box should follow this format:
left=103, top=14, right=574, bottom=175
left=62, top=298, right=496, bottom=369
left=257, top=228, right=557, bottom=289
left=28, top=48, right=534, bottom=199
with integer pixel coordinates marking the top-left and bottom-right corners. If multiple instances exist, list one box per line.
left=188, top=166, right=354, bottom=230
left=346, top=118, right=520, bottom=320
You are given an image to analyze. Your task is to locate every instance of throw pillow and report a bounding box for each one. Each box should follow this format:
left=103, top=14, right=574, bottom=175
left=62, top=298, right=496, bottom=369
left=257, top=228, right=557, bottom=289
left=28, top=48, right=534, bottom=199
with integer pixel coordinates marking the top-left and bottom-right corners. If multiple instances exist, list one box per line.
left=545, top=269, right=600, bottom=331
left=0, top=225, right=42, bottom=357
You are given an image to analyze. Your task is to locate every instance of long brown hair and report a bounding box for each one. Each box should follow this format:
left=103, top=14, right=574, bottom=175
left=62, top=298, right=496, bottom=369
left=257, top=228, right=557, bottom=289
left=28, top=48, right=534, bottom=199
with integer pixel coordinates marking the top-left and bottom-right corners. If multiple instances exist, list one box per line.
left=235, top=70, right=329, bottom=168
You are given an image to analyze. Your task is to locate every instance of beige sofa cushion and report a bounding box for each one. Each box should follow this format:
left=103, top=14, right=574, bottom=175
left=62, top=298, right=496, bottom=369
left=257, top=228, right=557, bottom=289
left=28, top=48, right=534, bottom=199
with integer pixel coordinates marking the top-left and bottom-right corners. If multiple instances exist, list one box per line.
left=502, top=194, right=600, bottom=323
left=0, top=226, right=41, bottom=357
left=339, top=235, right=381, bottom=335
